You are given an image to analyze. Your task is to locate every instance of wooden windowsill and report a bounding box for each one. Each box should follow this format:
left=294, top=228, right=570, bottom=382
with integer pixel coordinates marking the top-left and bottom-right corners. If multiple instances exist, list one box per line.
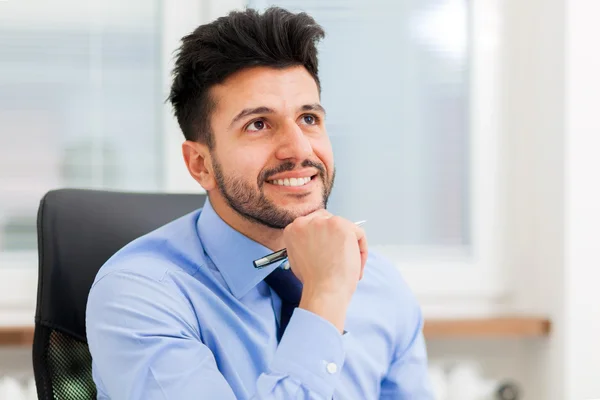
left=0, top=317, right=551, bottom=347
left=0, top=326, right=34, bottom=346
left=423, top=317, right=552, bottom=339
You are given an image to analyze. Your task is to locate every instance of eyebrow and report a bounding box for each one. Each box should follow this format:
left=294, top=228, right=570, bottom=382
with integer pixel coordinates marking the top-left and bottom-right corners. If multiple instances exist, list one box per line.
left=230, top=106, right=275, bottom=128
left=229, top=103, right=327, bottom=128
left=300, top=103, right=327, bottom=116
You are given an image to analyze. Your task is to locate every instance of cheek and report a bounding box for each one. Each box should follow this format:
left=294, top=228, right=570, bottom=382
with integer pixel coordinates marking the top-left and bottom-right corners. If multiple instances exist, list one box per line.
left=228, top=148, right=269, bottom=182
left=311, top=137, right=334, bottom=173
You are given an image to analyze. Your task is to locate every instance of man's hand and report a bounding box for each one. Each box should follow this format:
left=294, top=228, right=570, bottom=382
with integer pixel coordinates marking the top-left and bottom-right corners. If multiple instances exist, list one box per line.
left=283, top=210, right=368, bottom=333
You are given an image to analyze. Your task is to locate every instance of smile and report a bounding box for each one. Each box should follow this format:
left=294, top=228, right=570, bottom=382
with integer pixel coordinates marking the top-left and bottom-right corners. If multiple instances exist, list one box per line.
left=267, top=176, right=314, bottom=187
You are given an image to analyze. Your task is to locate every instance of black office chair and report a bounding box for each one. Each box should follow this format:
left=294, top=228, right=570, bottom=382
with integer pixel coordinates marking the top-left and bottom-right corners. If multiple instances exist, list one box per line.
left=33, top=188, right=205, bottom=399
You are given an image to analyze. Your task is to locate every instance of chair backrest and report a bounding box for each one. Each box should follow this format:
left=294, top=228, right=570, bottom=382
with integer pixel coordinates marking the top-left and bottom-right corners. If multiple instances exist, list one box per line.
left=33, top=188, right=205, bottom=399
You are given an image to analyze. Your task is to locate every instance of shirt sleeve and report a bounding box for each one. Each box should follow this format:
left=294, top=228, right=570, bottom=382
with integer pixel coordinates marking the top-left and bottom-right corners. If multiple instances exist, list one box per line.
left=261, top=308, right=345, bottom=398
left=86, top=267, right=344, bottom=400
left=379, top=304, right=435, bottom=399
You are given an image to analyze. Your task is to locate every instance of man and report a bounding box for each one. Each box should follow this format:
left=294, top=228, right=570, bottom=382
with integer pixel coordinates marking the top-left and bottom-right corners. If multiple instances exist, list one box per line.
left=86, top=7, right=433, bottom=399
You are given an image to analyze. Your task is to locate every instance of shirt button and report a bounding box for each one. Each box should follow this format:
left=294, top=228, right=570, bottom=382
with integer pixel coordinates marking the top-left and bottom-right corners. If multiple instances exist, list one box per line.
left=326, top=362, right=338, bottom=374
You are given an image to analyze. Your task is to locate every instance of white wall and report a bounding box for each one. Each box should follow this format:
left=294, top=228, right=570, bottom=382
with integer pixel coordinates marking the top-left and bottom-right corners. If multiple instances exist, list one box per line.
left=501, top=0, right=566, bottom=398
left=494, top=0, right=600, bottom=398
left=563, top=1, right=600, bottom=397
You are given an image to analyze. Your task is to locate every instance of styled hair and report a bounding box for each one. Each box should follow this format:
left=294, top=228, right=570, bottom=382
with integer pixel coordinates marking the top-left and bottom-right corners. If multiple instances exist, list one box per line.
left=167, top=7, right=326, bottom=147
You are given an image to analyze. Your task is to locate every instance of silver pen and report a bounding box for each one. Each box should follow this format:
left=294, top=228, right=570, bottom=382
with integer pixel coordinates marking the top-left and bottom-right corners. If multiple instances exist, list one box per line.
left=253, top=220, right=367, bottom=269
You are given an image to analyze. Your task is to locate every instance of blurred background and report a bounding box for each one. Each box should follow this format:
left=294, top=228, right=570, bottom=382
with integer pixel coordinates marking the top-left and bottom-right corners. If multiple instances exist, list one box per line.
left=0, top=0, right=598, bottom=399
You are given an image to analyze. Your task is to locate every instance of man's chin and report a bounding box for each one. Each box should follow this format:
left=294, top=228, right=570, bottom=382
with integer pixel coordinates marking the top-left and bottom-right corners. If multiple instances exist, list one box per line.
left=246, top=204, right=321, bottom=230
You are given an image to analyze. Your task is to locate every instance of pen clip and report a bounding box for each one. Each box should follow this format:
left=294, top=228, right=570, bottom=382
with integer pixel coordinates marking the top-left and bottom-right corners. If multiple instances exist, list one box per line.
left=253, top=248, right=287, bottom=269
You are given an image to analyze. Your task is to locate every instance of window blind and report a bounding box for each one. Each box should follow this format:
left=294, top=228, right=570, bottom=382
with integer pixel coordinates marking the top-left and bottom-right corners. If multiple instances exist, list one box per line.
left=0, top=0, right=163, bottom=254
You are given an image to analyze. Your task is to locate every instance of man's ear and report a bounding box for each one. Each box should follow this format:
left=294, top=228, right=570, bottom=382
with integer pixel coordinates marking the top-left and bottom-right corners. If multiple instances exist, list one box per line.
left=182, top=140, right=216, bottom=191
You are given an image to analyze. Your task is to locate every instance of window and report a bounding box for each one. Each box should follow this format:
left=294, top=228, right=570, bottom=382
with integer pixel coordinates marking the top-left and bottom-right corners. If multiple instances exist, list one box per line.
left=246, top=0, right=503, bottom=302
left=0, top=0, right=503, bottom=319
left=0, top=0, right=204, bottom=320
left=0, top=0, right=163, bottom=255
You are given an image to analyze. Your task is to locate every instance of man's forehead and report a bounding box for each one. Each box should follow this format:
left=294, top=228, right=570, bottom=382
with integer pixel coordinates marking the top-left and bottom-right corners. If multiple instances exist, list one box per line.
left=211, top=66, right=320, bottom=113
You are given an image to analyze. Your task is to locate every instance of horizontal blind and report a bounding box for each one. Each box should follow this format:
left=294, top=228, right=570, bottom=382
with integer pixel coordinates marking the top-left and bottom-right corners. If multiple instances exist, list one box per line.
left=0, top=0, right=163, bottom=254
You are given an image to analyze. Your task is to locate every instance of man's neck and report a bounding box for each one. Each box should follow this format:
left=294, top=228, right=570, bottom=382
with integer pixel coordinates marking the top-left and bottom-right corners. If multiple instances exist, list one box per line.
left=208, top=195, right=285, bottom=251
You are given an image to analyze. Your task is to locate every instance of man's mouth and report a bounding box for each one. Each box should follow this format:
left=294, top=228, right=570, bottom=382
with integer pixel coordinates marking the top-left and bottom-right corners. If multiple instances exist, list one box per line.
left=267, top=175, right=315, bottom=187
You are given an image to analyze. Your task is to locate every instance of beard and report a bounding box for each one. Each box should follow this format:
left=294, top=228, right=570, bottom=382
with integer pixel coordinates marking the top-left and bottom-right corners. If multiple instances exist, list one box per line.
left=212, top=156, right=335, bottom=229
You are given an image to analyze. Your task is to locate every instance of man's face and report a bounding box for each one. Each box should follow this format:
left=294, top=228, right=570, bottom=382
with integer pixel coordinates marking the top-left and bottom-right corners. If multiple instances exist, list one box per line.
left=207, top=65, right=335, bottom=229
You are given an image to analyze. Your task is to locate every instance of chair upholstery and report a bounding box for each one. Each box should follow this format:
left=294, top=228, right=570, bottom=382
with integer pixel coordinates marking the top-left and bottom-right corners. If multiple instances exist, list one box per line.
left=33, top=188, right=205, bottom=399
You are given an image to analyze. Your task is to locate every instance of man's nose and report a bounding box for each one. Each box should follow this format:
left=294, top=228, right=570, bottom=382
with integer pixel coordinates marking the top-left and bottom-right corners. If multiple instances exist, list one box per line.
left=274, top=121, right=313, bottom=161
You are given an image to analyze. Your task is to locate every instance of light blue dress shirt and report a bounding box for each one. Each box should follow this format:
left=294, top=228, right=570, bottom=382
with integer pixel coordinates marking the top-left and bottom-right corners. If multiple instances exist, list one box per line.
left=86, top=198, right=433, bottom=399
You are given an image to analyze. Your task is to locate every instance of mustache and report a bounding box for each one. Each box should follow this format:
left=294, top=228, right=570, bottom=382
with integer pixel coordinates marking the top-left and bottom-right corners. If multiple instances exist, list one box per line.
left=259, top=160, right=326, bottom=184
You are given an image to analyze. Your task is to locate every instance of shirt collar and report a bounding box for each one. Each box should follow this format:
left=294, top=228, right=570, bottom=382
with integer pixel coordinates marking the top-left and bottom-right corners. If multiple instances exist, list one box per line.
left=196, top=197, right=280, bottom=299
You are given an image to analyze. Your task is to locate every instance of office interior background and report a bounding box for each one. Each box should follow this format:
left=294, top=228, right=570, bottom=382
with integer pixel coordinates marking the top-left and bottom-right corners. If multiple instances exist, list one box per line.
left=0, top=0, right=599, bottom=399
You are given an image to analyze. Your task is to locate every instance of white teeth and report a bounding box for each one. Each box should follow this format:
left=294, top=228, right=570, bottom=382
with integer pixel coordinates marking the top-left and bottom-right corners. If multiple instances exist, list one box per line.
left=270, top=176, right=313, bottom=187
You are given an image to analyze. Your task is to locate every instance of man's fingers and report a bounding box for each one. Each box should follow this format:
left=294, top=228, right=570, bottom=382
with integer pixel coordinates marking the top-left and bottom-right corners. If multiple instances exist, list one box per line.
left=357, top=228, right=368, bottom=273
left=294, top=212, right=368, bottom=273
left=338, top=221, right=369, bottom=279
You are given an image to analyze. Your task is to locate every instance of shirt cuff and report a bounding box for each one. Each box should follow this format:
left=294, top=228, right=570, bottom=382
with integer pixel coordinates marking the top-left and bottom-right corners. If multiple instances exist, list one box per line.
left=270, top=308, right=345, bottom=397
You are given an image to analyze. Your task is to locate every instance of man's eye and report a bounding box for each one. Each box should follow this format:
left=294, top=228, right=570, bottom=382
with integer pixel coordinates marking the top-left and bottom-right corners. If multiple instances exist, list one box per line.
left=246, top=119, right=267, bottom=132
left=301, top=114, right=319, bottom=125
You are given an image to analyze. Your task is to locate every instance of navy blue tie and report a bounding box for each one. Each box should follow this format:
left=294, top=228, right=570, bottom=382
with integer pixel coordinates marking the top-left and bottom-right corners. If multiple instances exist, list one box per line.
left=264, top=266, right=303, bottom=341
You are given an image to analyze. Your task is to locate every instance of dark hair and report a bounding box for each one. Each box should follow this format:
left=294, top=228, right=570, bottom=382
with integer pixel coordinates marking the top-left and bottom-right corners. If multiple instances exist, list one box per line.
left=167, top=7, right=326, bottom=147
